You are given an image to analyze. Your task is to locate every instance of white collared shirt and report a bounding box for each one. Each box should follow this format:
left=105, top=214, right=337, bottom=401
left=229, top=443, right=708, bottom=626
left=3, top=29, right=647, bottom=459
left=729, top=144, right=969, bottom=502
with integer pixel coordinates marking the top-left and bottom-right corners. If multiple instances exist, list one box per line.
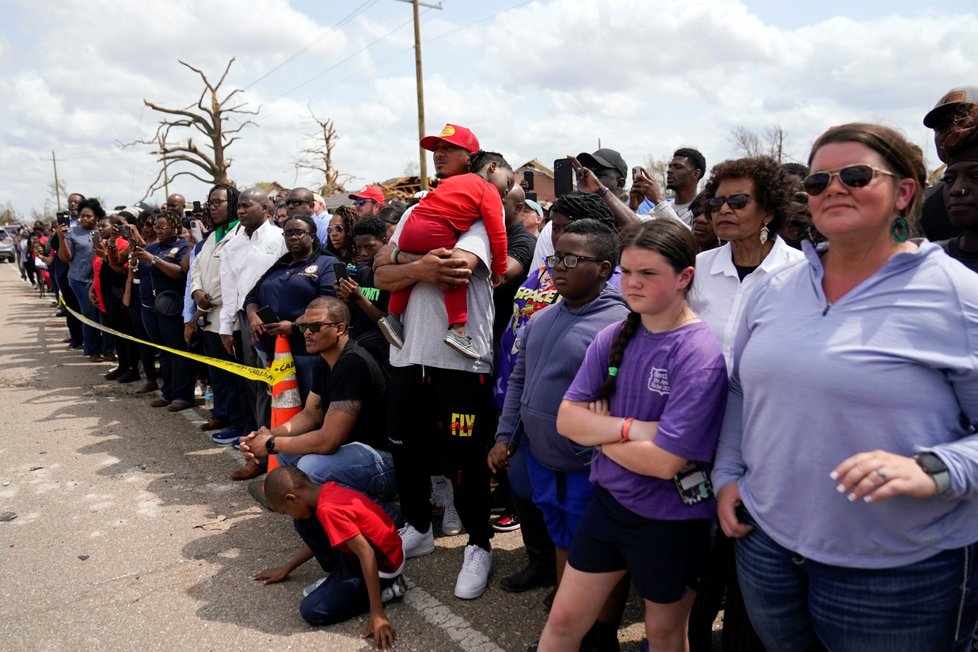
left=689, top=237, right=805, bottom=372
left=218, top=220, right=287, bottom=335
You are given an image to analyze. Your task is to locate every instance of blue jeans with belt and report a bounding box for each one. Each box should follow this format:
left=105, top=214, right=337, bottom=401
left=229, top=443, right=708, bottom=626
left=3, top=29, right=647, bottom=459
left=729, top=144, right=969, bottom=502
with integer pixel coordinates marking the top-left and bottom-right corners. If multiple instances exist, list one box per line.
left=278, top=442, right=397, bottom=502
left=735, top=513, right=978, bottom=651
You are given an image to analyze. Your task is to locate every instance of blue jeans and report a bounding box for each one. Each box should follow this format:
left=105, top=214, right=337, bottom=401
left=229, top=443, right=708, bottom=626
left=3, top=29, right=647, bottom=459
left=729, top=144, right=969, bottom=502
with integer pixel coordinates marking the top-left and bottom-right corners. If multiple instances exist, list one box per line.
left=736, top=517, right=978, bottom=651
left=278, top=442, right=396, bottom=501
left=293, top=517, right=397, bottom=626
left=68, top=277, right=103, bottom=355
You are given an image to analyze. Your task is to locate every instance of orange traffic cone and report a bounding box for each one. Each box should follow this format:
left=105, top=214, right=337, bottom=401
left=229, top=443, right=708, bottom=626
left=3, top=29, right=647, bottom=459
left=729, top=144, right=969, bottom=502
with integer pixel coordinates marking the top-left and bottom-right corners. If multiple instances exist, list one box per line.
left=267, top=334, right=302, bottom=471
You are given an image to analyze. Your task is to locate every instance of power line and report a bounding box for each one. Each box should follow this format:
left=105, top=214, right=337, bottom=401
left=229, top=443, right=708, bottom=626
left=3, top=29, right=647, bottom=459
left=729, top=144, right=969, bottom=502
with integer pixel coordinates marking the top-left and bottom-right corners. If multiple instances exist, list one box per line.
left=271, top=10, right=424, bottom=102
left=297, top=1, right=534, bottom=97
left=244, top=0, right=380, bottom=90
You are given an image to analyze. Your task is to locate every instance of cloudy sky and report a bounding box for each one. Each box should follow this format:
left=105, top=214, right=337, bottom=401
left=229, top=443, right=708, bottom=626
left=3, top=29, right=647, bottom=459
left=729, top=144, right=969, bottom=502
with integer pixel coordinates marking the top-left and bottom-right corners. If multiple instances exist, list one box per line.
left=2, top=0, right=977, bottom=218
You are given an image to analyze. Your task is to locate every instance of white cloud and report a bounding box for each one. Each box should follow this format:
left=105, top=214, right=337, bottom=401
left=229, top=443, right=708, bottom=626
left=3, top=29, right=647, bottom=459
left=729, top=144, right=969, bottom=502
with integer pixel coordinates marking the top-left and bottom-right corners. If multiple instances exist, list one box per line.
left=1, top=0, right=977, bottom=218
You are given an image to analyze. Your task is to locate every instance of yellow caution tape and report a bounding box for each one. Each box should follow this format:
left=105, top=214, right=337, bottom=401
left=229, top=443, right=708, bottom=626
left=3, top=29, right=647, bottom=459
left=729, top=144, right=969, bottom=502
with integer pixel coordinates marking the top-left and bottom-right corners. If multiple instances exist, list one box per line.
left=58, top=298, right=292, bottom=386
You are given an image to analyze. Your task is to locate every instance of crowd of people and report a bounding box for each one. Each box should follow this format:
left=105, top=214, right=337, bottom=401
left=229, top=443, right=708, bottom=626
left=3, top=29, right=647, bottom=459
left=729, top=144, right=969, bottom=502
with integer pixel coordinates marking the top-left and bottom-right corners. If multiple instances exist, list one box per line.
left=9, top=84, right=978, bottom=652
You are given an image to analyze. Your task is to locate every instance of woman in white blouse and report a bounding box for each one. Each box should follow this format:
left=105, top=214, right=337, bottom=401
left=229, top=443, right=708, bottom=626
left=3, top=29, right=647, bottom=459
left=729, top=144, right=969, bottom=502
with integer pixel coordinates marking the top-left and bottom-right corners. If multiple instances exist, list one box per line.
left=686, top=156, right=803, bottom=651
left=690, top=157, right=804, bottom=372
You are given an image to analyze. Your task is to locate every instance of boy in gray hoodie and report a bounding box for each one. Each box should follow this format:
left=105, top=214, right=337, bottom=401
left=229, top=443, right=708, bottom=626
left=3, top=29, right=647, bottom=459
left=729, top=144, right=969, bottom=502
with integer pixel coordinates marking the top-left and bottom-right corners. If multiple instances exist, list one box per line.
left=489, top=219, right=629, bottom=647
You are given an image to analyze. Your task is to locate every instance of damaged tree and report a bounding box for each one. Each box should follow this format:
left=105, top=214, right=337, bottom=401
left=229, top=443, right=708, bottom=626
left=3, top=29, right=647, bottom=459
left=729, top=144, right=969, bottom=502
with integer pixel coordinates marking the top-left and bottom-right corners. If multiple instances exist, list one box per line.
left=295, top=108, right=351, bottom=196
left=125, top=58, right=258, bottom=198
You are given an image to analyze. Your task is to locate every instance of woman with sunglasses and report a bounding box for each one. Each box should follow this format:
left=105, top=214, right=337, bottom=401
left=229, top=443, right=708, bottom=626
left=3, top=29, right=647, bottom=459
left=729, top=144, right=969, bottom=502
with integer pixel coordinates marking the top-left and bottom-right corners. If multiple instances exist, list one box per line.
left=713, top=123, right=978, bottom=651
left=690, top=157, right=803, bottom=373
left=686, top=158, right=799, bottom=651
left=325, top=205, right=358, bottom=265
left=243, top=215, right=340, bottom=402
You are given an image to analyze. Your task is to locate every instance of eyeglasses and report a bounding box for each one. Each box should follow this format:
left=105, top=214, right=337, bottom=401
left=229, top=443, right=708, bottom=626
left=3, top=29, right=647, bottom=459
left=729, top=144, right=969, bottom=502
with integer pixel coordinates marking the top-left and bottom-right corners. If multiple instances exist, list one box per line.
left=285, top=199, right=312, bottom=207
left=206, top=199, right=228, bottom=207
left=327, top=225, right=345, bottom=233
left=708, top=193, right=751, bottom=210
left=545, top=254, right=605, bottom=269
left=282, top=229, right=312, bottom=239
left=295, top=321, right=341, bottom=334
left=802, top=165, right=897, bottom=196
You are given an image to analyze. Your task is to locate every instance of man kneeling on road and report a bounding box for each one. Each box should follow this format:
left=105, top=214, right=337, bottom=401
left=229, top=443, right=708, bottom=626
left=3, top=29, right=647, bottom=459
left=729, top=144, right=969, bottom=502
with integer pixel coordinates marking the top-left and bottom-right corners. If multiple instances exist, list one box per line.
left=236, top=297, right=395, bottom=508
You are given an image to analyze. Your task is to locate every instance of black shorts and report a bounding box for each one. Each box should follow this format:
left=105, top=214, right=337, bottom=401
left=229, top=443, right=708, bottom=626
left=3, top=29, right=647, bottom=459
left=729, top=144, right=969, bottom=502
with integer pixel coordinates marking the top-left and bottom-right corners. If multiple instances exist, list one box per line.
left=568, top=486, right=711, bottom=604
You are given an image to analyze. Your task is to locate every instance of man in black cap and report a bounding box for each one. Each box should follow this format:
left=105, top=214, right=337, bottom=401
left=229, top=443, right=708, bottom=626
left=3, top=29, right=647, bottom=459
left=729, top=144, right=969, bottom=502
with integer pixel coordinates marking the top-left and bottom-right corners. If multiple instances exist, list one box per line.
left=531, top=148, right=640, bottom=268
left=920, top=86, right=977, bottom=241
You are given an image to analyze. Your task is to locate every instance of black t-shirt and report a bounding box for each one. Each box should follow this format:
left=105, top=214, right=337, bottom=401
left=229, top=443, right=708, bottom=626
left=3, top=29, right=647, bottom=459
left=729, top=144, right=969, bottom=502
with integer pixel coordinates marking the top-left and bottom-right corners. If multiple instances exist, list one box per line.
left=939, top=237, right=978, bottom=274
left=919, top=183, right=961, bottom=242
left=312, top=339, right=389, bottom=452
left=493, top=221, right=537, bottom=342
left=350, top=264, right=390, bottom=365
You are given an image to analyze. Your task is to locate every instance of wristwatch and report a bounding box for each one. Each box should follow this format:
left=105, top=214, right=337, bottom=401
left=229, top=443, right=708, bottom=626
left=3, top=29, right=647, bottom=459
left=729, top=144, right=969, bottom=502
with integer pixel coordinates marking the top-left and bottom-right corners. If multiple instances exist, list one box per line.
left=914, top=453, right=950, bottom=496
left=265, top=436, right=277, bottom=455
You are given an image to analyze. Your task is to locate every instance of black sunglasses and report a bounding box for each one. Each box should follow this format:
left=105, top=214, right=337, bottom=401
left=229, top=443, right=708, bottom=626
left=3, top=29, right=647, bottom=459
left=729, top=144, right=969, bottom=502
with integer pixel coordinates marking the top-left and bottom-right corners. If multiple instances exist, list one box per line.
left=708, top=193, right=751, bottom=210
left=546, top=254, right=605, bottom=269
left=690, top=205, right=704, bottom=217
left=285, top=199, right=312, bottom=207
left=295, top=321, right=341, bottom=333
left=802, top=165, right=897, bottom=196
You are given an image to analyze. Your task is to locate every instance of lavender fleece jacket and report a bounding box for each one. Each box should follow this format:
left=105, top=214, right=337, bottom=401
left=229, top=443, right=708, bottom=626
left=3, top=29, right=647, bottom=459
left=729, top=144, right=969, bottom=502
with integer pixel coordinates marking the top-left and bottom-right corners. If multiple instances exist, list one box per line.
left=712, top=240, right=978, bottom=568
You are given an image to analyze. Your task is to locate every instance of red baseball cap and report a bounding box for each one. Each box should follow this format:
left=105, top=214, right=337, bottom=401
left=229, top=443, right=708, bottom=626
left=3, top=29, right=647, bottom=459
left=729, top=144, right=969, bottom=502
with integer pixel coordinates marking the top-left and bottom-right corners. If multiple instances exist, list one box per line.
left=420, top=123, right=480, bottom=153
left=349, top=186, right=385, bottom=204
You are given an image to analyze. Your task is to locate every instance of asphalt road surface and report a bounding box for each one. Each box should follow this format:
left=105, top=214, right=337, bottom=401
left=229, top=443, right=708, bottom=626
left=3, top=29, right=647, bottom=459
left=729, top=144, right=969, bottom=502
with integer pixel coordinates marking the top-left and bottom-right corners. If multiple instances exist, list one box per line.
left=0, top=263, right=654, bottom=651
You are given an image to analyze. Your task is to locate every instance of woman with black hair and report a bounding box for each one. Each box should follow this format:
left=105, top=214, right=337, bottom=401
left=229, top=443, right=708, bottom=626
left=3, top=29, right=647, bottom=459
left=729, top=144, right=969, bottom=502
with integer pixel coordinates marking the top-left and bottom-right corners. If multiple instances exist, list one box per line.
left=325, top=204, right=359, bottom=264
left=57, top=197, right=112, bottom=362
left=243, top=215, right=340, bottom=402
left=134, top=210, right=193, bottom=410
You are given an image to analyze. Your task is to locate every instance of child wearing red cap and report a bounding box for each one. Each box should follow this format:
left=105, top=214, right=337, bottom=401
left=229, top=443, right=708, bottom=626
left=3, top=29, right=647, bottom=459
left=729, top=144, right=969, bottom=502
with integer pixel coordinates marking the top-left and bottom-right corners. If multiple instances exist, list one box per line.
left=379, top=148, right=514, bottom=359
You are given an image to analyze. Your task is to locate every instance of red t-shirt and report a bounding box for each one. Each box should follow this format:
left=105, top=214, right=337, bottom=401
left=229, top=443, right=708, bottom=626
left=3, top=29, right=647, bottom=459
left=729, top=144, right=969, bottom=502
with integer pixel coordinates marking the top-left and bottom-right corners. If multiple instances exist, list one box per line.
left=317, top=482, right=404, bottom=577
left=92, top=236, right=128, bottom=313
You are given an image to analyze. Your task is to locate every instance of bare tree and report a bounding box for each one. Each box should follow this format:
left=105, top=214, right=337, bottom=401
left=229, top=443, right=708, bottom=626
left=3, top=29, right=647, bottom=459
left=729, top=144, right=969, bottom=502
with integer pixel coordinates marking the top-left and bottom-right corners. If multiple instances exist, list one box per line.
left=643, top=155, right=671, bottom=195
left=295, top=108, right=352, bottom=196
left=123, top=58, right=258, bottom=199
left=766, top=125, right=786, bottom=162
left=0, top=201, right=22, bottom=225
left=729, top=124, right=789, bottom=162
left=729, top=126, right=764, bottom=158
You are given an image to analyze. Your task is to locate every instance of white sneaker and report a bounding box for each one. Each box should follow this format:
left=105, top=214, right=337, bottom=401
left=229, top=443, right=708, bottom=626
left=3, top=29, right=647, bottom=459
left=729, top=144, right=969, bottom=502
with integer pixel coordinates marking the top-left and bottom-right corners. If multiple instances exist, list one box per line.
left=399, top=523, right=435, bottom=559
left=381, top=575, right=407, bottom=603
left=430, top=475, right=448, bottom=515
left=303, top=576, right=327, bottom=597
left=454, top=544, right=492, bottom=600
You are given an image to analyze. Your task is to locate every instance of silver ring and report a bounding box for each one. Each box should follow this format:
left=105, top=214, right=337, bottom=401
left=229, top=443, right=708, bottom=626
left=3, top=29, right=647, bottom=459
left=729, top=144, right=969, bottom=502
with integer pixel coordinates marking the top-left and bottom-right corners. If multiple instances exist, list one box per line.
left=876, top=468, right=889, bottom=480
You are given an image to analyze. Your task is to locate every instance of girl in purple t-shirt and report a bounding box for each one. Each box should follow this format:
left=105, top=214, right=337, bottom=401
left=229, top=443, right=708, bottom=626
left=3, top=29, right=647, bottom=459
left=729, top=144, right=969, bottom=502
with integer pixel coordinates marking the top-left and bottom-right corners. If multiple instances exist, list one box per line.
left=536, top=219, right=727, bottom=652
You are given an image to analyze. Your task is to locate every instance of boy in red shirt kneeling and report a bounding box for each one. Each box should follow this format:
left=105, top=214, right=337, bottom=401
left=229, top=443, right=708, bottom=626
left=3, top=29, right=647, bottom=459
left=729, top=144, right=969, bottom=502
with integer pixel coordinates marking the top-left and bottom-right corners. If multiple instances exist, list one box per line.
left=257, top=466, right=405, bottom=650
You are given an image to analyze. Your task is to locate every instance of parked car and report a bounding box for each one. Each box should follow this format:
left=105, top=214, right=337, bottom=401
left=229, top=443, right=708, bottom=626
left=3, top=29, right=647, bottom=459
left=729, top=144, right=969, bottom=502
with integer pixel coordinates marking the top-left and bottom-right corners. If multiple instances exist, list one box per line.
left=0, top=229, right=15, bottom=263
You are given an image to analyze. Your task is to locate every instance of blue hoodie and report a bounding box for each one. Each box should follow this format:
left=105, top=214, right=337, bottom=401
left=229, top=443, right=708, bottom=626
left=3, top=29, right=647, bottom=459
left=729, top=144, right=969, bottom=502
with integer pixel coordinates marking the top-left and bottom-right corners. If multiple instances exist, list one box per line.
left=496, top=283, right=630, bottom=472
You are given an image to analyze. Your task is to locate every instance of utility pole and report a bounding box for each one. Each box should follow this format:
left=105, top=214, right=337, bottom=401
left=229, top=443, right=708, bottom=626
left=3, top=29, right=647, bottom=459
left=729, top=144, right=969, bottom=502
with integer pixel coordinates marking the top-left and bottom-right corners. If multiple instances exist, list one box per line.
left=394, top=0, right=442, bottom=190
left=51, top=151, right=62, bottom=212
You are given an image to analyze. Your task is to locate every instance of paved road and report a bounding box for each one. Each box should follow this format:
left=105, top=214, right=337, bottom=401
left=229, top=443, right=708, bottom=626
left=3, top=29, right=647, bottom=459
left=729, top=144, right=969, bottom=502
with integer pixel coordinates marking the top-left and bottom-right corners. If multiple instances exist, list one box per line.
left=0, top=264, right=654, bottom=651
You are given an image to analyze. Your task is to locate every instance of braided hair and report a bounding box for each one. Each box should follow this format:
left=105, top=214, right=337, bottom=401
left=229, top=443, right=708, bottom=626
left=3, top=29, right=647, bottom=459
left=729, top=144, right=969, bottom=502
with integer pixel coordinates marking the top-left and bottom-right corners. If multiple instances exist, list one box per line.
left=596, top=219, right=697, bottom=401
left=551, top=191, right=614, bottom=230
left=208, top=183, right=240, bottom=225
left=330, top=205, right=359, bottom=263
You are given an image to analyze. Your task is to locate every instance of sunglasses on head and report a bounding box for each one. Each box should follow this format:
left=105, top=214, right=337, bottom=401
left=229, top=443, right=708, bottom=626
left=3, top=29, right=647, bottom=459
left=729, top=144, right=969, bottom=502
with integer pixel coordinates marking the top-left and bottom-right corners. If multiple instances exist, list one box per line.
left=802, top=165, right=897, bottom=196
left=295, top=321, right=340, bottom=334
left=708, top=193, right=751, bottom=210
